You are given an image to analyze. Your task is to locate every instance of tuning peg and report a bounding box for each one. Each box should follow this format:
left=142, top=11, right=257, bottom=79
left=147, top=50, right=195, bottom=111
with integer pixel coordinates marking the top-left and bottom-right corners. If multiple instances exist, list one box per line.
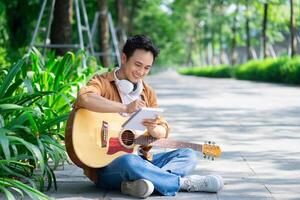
left=208, top=141, right=211, bottom=144
left=212, top=141, right=216, bottom=145
left=203, top=154, right=206, bottom=159
left=212, top=157, right=215, bottom=161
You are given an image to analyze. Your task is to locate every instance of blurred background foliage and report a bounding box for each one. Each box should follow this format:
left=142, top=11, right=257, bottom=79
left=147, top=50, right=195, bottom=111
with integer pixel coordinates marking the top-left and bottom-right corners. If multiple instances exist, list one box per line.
left=0, top=0, right=299, bottom=68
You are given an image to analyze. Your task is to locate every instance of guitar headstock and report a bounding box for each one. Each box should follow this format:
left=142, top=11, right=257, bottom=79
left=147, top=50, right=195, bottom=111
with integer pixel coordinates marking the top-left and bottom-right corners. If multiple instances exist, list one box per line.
left=202, top=141, right=221, bottom=160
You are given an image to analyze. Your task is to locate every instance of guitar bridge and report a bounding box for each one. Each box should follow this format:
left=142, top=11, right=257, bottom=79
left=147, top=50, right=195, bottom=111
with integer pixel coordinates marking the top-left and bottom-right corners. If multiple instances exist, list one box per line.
left=101, top=121, right=108, bottom=147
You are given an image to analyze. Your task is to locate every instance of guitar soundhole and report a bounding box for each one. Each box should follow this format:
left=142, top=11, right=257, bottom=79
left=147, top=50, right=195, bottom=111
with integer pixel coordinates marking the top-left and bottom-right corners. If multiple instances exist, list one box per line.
left=121, top=130, right=135, bottom=146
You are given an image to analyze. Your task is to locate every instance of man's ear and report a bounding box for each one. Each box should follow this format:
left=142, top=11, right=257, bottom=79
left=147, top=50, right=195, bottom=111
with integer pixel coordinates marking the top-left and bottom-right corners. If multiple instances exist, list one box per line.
left=121, top=53, right=127, bottom=65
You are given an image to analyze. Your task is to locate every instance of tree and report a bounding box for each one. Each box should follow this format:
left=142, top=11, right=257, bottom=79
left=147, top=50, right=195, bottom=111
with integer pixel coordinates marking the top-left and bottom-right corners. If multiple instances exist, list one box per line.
left=98, top=0, right=110, bottom=67
left=230, top=5, right=239, bottom=64
left=1, top=0, right=41, bottom=62
left=261, top=3, right=269, bottom=58
left=127, top=0, right=139, bottom=35
left=116, top=0, right=127, bottom=51
left=290, top=0, right=297, bottom=57
left=245, top=0, right=252, bottom=60
left=50, top=0, right=73, bottom=56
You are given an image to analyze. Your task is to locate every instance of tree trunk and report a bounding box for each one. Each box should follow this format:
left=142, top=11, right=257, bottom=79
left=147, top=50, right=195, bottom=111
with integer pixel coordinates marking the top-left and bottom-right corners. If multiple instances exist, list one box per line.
left=186, top=28, right=197, bottom=66
left=219, top=25, right=225, bottom=64
left=245, top=0, right=251, bottom=60
left=116, top=0, right=127, bottom=51
left=127, top=0, right=138, bottom=35
left=98, top=0, right=110, bottom=68
left=50, top=0, right=73, bottom=56
left=218, top=1, right=226, bottom=64
left=261, top=3, right=268, bottom=59
left=290, top=0, right=297, bottom=57
left=230, top=7, right=238, bottom=65
left=207, top=0, right=214, bottom=65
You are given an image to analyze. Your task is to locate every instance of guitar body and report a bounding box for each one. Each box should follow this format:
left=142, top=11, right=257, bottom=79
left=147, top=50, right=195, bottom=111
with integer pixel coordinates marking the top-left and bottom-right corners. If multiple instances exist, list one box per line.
left=65, top=109, right=221, bottom=169
left=66, top=109, right=141, bottom=168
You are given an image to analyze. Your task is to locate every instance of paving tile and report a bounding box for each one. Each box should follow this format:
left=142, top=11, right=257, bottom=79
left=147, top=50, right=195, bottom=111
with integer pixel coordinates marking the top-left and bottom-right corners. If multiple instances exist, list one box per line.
left=272, top=193, right=300, bottom=200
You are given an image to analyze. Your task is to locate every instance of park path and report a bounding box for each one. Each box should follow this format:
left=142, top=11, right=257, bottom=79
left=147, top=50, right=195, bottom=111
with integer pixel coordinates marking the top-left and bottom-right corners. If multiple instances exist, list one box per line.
left=47, top=70, right=300, bottom=200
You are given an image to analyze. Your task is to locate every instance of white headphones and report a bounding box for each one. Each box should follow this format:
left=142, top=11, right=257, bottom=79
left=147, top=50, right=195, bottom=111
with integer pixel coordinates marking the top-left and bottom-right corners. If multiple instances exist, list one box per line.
left=114, top=69, right=143, bottom=96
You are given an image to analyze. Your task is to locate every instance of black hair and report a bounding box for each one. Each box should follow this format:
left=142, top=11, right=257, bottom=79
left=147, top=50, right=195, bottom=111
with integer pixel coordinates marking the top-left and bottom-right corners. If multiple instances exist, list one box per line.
left=122, top=35, right=160, bottom=61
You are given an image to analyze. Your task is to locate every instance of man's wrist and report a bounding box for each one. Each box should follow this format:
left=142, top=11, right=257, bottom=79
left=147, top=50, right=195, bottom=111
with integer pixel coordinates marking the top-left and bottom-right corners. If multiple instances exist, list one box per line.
left=123, top=104, right=129, bottom=113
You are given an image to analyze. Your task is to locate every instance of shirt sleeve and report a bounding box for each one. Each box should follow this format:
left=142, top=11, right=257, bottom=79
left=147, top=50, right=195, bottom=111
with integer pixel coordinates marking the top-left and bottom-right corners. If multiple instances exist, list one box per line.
left=77, top=74, right=104, bottom=97
left=74, top=74, right=105, bottom=109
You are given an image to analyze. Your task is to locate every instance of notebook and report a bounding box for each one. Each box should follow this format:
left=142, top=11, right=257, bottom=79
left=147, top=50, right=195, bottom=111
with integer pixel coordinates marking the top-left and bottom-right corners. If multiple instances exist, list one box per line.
left=122, top=107, right=164, bottom=131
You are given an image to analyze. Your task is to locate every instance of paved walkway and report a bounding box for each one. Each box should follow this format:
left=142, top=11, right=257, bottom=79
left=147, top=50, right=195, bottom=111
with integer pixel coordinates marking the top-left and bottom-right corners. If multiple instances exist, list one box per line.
left=47, top=70, right=300, bottom=200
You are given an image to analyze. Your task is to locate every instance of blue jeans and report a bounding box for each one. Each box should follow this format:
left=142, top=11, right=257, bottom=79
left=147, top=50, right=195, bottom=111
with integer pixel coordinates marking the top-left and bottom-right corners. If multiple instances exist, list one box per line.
left=96, top=148, right=198, bottom=196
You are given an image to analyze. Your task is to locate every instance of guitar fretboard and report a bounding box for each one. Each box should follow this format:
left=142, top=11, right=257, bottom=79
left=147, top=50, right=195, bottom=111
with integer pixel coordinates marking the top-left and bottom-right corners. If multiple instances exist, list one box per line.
left=134, top=136, right=203, bottom=152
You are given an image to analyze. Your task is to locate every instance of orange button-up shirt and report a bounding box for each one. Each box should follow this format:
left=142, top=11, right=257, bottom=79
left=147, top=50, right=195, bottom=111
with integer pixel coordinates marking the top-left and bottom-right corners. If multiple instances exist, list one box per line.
left=72, top=69, right=170, bottom=182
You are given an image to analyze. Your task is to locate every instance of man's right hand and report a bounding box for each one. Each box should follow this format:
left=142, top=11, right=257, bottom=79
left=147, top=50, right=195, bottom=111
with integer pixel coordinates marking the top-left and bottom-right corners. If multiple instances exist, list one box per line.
left=126, top=100, right=146, bottom=113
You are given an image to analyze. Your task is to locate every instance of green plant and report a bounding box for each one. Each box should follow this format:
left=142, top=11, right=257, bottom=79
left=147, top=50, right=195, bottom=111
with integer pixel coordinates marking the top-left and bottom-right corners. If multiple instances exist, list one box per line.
left=233, top=57, right=288, bottom=82
left=280, top=56, right=300, bottom=84
left=0, top=57, right=60, bottom=199
left=0, top=177, right=53, bottom=200
left=0, top=49, right=102, bottom=199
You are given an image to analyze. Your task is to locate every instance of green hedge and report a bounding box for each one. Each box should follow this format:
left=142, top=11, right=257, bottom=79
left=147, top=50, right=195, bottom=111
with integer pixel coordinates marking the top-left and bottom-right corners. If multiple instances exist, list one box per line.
left=178, top=57, right=300, bottom=85
left=178, top=65, right=232, bottom=78
left=277, top=57, right=300, bottom=84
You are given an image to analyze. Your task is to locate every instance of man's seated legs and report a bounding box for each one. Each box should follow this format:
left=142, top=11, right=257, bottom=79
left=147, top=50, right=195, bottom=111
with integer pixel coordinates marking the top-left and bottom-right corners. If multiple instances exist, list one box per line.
left=96, top=153, right=180, bottom=197
left=151, top=148, right=223, bottom=193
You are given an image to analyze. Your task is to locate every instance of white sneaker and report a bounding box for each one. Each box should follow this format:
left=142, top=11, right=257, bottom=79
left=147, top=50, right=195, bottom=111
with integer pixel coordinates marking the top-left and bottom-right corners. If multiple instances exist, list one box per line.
left=121, top=179, right=154, bottom=198
left=183, top=175, right=224, bottom=193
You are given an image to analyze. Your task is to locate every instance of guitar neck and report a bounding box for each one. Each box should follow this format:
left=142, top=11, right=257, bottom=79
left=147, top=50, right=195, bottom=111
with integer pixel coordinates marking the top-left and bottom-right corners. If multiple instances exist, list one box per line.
left=134, top=136, right=203, bottom=152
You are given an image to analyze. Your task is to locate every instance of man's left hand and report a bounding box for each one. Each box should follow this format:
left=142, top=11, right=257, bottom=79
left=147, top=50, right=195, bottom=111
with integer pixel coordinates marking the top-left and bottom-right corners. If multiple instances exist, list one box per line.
left=142, top=116, right=166, bottom=138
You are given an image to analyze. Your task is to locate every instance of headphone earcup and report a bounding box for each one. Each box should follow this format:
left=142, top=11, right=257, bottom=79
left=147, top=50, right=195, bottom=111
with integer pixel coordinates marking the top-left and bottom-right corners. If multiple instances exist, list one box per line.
left=117, top=80, right=134, bottom=95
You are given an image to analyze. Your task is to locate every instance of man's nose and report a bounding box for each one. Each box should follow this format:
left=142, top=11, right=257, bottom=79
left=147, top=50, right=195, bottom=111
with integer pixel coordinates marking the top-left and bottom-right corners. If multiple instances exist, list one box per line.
left=136, top=68, right=144, bottom=76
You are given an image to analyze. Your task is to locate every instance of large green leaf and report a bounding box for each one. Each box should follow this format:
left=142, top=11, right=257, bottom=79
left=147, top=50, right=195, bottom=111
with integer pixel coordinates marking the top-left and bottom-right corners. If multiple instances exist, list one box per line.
left=7, top=136, right=45, bottom=173
left=0, top=91, right=52, bottom=105
left=0, top=185, right=16, bottom=200
left=0, top=104, right=30, bottom=114
left=24, top=111, right=39, bottom=136
left=0, top=60, right=24, bottom=98
left=40, top=113, right=69, bottom=132
left=0, top=130, right=10, bottom=159
left=0, top=178, right=53, bottom=200
left=0, top=161, right=36, bottom=188
left=4, top=79, right=23, bottom=98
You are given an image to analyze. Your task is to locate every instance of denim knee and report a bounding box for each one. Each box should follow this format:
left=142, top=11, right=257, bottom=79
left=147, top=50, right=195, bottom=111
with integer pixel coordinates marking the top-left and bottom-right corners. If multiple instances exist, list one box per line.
left=179, top=148, right=198, bottom=166
left=117, top=154, right=144, bottom=169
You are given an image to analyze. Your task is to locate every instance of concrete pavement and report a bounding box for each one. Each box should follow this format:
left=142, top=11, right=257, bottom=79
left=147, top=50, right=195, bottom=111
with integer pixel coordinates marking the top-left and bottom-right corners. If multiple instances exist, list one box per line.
left=47, top=70, right=300, bottom=200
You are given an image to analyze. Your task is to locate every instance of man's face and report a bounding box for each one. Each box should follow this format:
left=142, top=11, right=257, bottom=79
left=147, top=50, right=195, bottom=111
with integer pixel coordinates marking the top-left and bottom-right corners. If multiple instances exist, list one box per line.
left=121, top=49, right=154, bottom=83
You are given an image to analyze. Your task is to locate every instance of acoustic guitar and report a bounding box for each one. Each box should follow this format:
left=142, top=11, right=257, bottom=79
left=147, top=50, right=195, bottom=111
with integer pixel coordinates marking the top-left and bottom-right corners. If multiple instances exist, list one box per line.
left=65, top=109, right=221, bottom=169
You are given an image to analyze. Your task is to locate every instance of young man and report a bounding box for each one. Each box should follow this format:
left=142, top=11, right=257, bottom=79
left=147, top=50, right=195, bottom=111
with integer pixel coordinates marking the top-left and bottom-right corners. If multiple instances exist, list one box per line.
left=74, top=35, right=223, bottom=198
